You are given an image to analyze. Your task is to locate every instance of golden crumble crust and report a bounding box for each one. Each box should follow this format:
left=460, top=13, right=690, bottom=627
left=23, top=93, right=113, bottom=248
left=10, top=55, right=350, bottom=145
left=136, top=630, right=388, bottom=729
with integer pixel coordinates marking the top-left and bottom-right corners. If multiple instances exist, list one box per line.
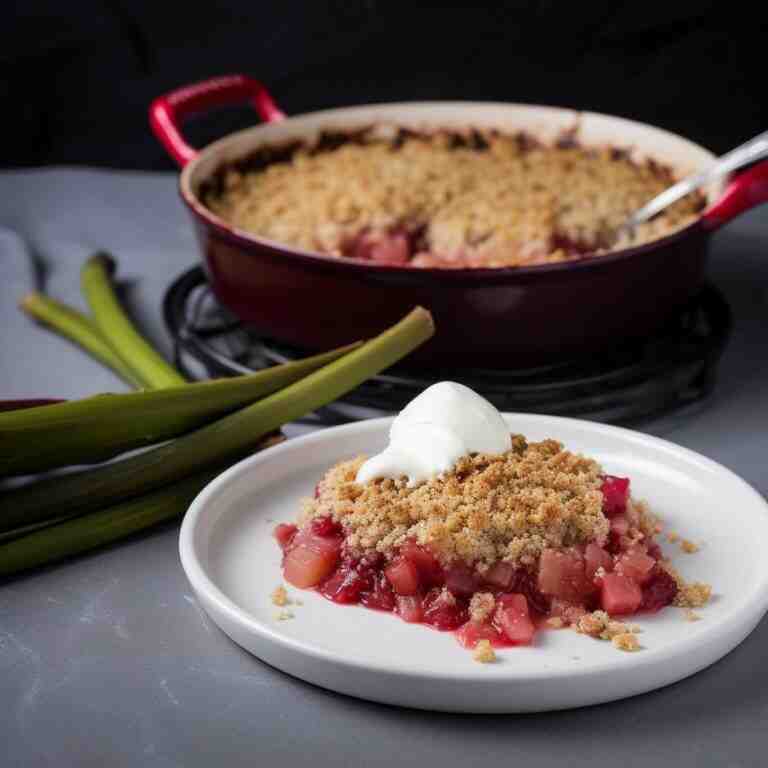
left=271, top=584, right=289, bottom=607
left=206, top=130, right=702, bottom=268
left=302, top=436, right=608, bottom=567
left=575, top=610, right=641, bottom=646
left=612, top=633, right=641, bottom=652
left=472, top=639, right=497, bottom=663
left=663, top=563, right=712, bottom=608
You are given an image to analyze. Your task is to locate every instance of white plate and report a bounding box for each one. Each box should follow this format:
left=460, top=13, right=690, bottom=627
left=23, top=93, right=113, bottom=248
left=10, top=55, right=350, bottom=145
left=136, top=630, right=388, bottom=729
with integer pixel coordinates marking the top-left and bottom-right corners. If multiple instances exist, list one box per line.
left=179, top=415, right=768, bottom=712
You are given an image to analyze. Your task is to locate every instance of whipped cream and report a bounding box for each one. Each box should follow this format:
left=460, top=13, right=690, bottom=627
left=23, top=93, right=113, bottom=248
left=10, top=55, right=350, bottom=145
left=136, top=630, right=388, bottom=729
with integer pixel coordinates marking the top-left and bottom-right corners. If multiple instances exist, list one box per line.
left=356, top=381, right=511, bottom=487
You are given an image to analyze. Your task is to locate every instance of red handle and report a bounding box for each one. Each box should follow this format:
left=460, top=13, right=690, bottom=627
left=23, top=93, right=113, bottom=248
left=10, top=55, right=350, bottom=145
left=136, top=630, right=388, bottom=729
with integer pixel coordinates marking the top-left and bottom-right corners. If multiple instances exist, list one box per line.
left=149, top=74, right=286, bottom=167
left=701, top=159, right=768, bottom=230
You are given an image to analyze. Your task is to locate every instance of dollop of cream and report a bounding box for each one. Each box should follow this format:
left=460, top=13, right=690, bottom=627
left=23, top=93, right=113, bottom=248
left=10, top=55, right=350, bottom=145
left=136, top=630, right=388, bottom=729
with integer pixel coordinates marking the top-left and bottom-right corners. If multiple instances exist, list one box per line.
left=356, top=381, right=511, bottom=487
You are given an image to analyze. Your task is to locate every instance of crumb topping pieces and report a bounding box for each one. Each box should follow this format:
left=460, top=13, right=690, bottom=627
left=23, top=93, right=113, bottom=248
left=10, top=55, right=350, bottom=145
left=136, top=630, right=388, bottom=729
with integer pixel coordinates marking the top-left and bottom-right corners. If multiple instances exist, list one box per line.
left=611, top=633, right=641, bottom=652
left=666, top=566, right=712, bottom=608
left=271, top=584, right=289, bottom=606
left=206, top=130, right=702, bottom=268
left=469, top=592, right=496, bottom=623
left=472, top=639, right=497, bottom=663
left=575, top=610, right=642, bottom=650
left=304, top=436, right=608, bottom=567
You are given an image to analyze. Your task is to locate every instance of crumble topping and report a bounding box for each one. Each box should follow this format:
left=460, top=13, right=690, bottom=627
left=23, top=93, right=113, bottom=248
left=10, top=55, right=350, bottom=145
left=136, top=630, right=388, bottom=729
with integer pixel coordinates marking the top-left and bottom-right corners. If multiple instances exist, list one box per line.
left=206, top=130, right=703, bottom=268
left=472, top=639, right=497, bottom=663
left=662, top=563, right=712, bottom=608
left=469, top=592, right=496, bottom=623
left=680, top=538, right=700, bottom=554
left=304, top=436, right=608, bottom=567
left=684, top=608, right=701, bottom=622
left=576, top=611, right=641, bottom=649
left=612, top=633, right=641, bottom=652
left=271, top=584, right=290, bottom=606
left=676, top=582, right=712, bottom=609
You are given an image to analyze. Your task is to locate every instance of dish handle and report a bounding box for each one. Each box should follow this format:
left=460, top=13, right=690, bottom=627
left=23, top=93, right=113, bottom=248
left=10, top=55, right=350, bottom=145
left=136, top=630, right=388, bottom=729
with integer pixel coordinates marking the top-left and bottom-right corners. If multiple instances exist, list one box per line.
left=701, top=159, right=768, bottom=230
left=149, top=74, right=286, bottom=167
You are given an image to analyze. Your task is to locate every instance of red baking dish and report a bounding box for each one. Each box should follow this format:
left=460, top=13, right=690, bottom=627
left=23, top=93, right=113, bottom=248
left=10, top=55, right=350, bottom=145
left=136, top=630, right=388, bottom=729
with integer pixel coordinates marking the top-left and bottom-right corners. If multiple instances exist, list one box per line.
left=150, top=75, right=768, bottom=369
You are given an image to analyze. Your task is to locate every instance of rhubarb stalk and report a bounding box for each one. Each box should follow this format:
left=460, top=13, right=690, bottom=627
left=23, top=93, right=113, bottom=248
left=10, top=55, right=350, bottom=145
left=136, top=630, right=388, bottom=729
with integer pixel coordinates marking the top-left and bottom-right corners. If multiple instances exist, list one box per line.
left=0, top=307, right=434, bottom=533
left=0, top=342, right=359, bottom=476
left=81, top=252, right=185, bottom=388
left=19, top=292, right=144, bottom=388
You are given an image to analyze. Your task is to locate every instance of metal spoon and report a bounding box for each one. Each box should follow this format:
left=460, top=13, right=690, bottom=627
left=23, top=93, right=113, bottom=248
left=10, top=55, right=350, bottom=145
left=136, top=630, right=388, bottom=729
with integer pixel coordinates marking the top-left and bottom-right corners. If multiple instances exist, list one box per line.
left=619, top=129, right=768, bottom=238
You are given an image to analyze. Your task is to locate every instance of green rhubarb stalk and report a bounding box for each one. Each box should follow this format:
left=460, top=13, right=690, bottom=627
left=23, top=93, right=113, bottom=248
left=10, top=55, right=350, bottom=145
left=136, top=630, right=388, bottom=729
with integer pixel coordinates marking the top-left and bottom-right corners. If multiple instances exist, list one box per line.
left=81, top=252, right=185, bottom=389
left=0, top=468, right=220, bottom=577
left=19, top=293, right=144, bottom=388
left=0, top=342, right=359, bottom=477
left=0, top=307, right=434, bottom=533
left=0, top=434, right=284, bottom=575
left=0, top=517, right=69, bottom=545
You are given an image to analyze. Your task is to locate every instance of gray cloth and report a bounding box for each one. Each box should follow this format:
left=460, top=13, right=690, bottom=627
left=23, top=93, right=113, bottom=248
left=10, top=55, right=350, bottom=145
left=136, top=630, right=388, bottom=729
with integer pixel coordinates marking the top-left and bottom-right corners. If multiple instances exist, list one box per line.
left=1, top=168, right=767, bottom=767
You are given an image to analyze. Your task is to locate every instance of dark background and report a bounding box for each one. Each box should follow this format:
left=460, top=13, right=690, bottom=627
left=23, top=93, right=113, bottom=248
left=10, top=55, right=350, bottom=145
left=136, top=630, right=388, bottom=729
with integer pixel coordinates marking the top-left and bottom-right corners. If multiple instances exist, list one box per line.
left=3, top=1, right=766, bottom=170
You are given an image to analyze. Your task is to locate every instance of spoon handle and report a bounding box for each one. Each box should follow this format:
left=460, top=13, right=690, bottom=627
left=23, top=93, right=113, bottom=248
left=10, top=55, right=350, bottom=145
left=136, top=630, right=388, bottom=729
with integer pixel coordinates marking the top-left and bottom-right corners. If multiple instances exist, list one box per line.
left=625, top=129, right=768, bottom=229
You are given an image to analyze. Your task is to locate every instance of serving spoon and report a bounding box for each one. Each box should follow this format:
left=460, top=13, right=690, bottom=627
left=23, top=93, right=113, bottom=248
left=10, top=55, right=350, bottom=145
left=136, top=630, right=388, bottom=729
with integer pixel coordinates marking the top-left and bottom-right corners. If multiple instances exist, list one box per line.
left=618, top=129, right=768, bottom=239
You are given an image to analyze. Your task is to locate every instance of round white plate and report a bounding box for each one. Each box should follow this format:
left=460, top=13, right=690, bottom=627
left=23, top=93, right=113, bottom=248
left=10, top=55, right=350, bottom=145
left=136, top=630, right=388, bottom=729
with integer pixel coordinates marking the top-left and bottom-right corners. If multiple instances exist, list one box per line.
left=179, top=415, right=768, bottom=712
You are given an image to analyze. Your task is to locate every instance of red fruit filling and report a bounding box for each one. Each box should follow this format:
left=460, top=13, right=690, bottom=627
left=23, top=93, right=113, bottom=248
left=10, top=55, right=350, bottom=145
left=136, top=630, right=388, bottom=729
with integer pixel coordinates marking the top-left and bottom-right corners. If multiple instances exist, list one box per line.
left=361, top=573, right=396, bottom=612
left=274, top=523, right=298, bottom=552
left=276, top=470, right=683, bottom=651
left=445, top=563, right=479, bottom=598
left=615, top=548, right=656, bottom=585
left=385, top=558, right=420, bottom=596
left=585, top=543, right=613, bottom=581
left=283, top=526, right=342, bottom=589
left=457, top=620, right=504, bottom=649
left=640, top=567, right=678, bottom=612
left=423, top=588, right=469, bottom=630
left=396, top=594, right=424, bottom=623
left=495, top=594, right=537, bottom=645
left=483, top=561, right=516, bottom=590
left=310, top=516, right=343, bottom=537
left=601, top=475, right=630, bottom=516
left=600, top=573, right=643, bottom=615
left=399, top=540, right=444, bottom=587
left=538, top=549, right=593, bottom=603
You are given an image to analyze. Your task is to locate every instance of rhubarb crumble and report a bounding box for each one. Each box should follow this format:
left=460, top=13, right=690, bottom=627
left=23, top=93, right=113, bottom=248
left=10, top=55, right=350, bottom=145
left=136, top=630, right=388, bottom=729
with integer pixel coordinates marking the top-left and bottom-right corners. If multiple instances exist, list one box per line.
left=205, top=127, right=705, bottom=268
left=274, top=436, right=711, bottom=656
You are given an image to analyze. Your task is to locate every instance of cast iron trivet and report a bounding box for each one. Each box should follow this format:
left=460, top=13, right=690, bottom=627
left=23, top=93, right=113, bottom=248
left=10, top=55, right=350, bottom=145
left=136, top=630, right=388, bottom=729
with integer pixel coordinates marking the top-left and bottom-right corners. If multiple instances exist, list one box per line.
left=163, top=266, right=731, bottom=426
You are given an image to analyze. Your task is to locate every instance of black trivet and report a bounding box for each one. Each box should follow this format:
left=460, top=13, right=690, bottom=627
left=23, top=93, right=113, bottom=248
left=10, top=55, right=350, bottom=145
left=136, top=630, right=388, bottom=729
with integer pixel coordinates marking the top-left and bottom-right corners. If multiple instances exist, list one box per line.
left=163, top=266, right=731, bottom=425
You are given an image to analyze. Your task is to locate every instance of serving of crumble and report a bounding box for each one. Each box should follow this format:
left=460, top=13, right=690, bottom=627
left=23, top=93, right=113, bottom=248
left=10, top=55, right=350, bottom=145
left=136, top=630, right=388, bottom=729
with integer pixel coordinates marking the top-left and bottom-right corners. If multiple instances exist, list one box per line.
left=273, top=434, right=711, bottom=658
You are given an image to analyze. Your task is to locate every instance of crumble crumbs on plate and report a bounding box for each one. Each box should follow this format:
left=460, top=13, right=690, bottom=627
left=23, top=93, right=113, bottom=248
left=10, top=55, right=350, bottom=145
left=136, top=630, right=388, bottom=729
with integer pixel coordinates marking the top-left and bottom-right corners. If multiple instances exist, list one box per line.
left=274, top=610, right=294, bottom=621
left=271, top=584, right=290, bottom=607
left=612, top=633, right=641, bottom=652
left=472, top=639, right=497, bottom=664
left=575, top=610, right=640, bottom=643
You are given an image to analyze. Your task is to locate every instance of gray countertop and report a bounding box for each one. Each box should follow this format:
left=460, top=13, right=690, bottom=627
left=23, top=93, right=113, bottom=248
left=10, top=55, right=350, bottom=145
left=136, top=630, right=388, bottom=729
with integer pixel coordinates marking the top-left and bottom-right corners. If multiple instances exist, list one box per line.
left=1, top=169, right=767, bottom=768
